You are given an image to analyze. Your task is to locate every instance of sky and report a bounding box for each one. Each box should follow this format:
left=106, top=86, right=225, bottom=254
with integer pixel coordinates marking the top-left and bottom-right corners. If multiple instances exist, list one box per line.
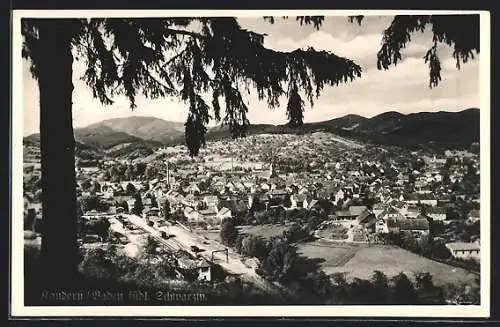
left=22, top=15, right=480, bottom=136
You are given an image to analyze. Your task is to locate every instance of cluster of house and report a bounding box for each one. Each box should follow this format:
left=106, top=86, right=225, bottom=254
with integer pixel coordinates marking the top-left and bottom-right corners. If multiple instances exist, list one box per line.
left=23, top=133, right=481, bottom=266
left=329, top=198, right=480, bottom=261
left=331, top=200, right=432, bottom=236
left=25, top=144, right=480, bottom=235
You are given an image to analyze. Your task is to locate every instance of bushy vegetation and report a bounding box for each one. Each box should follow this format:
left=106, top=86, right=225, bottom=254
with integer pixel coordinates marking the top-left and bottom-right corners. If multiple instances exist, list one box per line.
left=80, top=217, right=111, bottom=241
left=24, top=243, right=292, bottom=305
left=219, top=219, right=239, bottom=246
left=81, top=195, right=110, bottom=213
left=377, top=231, right=452, bottom=260
left=220, top=216, right=477, bottom=305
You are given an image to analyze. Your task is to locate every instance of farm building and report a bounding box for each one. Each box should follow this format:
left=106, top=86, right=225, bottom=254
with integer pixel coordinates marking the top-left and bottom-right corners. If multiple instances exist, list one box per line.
left=445, top=241, right=480, bottom=261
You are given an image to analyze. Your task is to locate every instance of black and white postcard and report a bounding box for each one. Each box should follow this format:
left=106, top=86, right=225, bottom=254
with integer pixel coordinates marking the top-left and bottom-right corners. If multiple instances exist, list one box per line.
left=10, top=9, right=491, bottom=318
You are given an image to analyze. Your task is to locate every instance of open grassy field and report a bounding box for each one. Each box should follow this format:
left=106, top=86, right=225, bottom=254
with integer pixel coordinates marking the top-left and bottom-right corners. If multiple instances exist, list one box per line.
left=238, top=224, right=291, bottom=238
left=297, top=240, right=478, bottom=287
left=197, top=224, right=291, bottom=242
left=317, top=225, right=349, bottom=240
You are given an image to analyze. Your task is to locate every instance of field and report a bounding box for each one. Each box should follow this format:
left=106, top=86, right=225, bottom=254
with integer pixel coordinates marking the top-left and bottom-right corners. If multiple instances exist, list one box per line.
left=238, top=224, right=291, bottom=239
left=297, top=240, right=478, bottom=287
left=197, top=224, right=291, bottom=242
left=317, top=224, right=349, bottom=240
left=200, top=225, right=478, bottom=288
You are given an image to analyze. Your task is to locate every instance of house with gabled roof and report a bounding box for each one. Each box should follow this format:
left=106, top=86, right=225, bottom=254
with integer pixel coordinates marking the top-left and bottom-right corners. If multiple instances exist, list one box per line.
left=335, top=205, right=368, bottom=223
left=446, top=241, right=480, bottom=261
left=356, top=209, right=376, bottom=227
left=182, top=194, right=199, bottom=209
left=216, top=207, right=232, bottom=222
left=242, top=181, right=254, bottom=190
left=406, top=205, right=421, bottom=218
left=269, top=188, right=288, bottom=200
left=389, top=200, right=409, bottom=216
left=184, top=183, right=201, bottom=195
left=333, top=188, right=345, bottom=205
left=426, top=206, right=447, bottom=221
left=372, top=206, right=405, bottom=234
left=290, top=193, right=309, bottom=209
left=234, top=181, right=246, bottom=192
left=372, top=202, right=390, bottom=217
left=176, top=251, right=212, bottom=281
left=394, top=215, right=430, bottom=235
left=466, top=209, right=480, bottom=225
left=405, top=192, right=438, bottom=207
left=203, top=195, right=219, bottom=209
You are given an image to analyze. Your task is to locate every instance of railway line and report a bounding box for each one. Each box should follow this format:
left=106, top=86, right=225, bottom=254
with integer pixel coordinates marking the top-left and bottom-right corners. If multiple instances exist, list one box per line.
left=121, top=214, right=296, bottom=300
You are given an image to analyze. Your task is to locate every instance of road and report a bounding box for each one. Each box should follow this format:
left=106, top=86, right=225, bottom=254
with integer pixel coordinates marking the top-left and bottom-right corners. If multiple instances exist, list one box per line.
left=123, top=214, right=258, bottom=276
left=122, top=214, right=294, bottom=299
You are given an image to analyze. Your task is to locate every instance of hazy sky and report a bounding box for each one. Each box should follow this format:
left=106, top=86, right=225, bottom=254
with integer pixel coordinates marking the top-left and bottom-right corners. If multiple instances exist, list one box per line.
left=22, top=16, right=480, bottom=136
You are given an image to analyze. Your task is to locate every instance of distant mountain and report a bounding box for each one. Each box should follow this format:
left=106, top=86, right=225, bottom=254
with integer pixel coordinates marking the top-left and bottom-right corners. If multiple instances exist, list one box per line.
left=87, top=116, right=185, bottom=143
left=205, top=109, right=479, bottom=149
left=24, top=108, right=480, bottom=155
left=326, top=108, right=480, bottom=149
left=73, top=124, right=148, bottom=149
left=322, top=114, right=369, bottom=130
left=383, top=108, right=480, bottom=145
left=355, top=111, right=406, bottom=134
left=23, top=133, right=105, bottom=160
left=24, top=118, right=164, bottom=153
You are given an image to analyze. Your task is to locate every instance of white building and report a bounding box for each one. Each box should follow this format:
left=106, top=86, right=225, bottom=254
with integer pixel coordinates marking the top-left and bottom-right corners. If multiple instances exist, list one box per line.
left=446, top=242, right=480, bottom=261
left=426, top=207, right=447, bottom=221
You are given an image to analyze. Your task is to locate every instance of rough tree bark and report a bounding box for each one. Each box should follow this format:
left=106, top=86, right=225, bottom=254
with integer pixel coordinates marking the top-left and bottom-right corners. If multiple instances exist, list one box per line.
left=37, top=20, right=80, bottom=288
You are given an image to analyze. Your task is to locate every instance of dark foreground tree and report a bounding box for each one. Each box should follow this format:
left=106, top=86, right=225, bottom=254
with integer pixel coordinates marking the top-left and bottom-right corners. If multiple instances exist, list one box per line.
left=21, top=15, right=479, bottom=289
left=23, top=20, right=84, bottom=287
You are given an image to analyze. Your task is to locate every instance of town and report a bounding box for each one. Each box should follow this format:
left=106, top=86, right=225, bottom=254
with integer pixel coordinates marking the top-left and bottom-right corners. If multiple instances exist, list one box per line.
left=23, top=131, right=481, bottom=305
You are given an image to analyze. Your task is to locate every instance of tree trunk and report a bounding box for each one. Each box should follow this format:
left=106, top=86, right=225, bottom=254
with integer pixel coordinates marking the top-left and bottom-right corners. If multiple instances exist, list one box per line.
left=37, top=20, right=80, bottom=289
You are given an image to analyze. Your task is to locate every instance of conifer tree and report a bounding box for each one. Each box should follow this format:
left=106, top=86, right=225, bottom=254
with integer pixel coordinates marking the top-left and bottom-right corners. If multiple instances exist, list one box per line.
left=21, top=15, right=479, bottom=288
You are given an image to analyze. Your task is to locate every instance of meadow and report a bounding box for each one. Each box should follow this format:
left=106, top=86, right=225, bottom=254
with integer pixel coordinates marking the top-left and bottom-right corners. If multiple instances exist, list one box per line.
left=296, top=240, right=478, bottom=287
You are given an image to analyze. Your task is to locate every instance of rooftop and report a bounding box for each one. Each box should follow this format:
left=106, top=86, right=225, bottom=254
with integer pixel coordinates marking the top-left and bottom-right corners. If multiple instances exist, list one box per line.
left=446, top=242, right=480, bottom=251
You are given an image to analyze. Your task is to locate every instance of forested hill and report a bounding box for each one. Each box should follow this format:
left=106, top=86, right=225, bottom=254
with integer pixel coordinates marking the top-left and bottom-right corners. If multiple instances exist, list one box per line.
left=24, top=108, right=480, bottom=154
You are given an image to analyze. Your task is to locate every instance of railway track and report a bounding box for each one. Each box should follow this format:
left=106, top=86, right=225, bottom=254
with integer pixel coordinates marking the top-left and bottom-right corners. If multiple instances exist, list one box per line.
left=123, top=216, right=181, bottom=252
left=124, top=215, right=297, bottom=300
